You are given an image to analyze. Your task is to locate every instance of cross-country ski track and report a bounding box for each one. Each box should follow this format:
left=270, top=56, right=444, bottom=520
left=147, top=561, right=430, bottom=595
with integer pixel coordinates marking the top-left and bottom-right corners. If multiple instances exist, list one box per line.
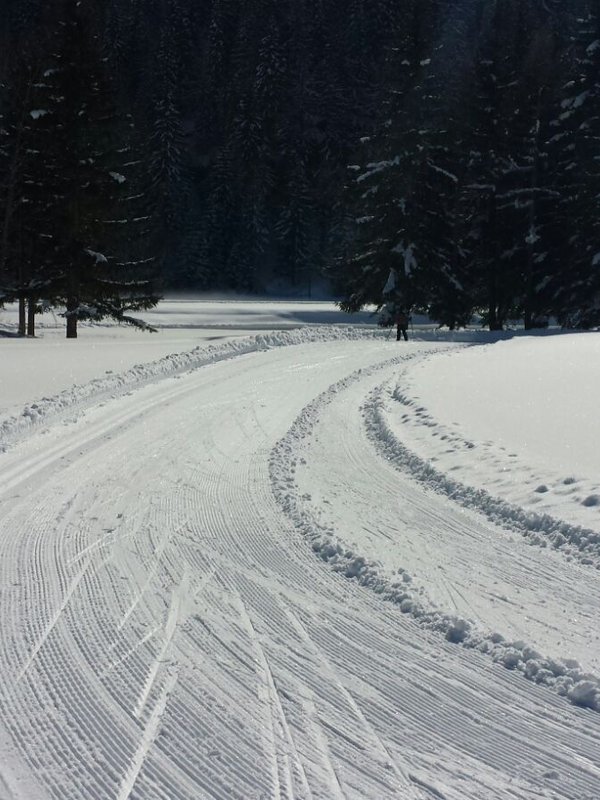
left=0, top=333, right=599, bottom=800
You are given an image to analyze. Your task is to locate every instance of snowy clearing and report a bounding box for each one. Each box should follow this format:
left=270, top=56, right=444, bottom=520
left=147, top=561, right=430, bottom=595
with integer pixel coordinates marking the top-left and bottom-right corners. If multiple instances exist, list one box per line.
left=0, top=299, right=377, bottom=420
left=0, top=300, right=599, bottom=800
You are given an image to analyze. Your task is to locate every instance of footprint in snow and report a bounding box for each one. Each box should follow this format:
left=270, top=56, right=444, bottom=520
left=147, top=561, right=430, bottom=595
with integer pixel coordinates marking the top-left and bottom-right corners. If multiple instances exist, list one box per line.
left=582, top=494, right=600, bottom=507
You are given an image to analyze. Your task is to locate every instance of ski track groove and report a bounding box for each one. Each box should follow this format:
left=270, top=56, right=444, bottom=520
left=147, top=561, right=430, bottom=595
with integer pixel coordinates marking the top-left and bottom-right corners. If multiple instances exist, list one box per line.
left=302, top=698, right=346, bottom=800
left=274, top=354, right=600, bottom=701
left=1, top=339, right=600, bottom=798
left=282, top=603, right=420, bottom=798
left=235, top=592, right=285, bottom=800
left=134, top=578, right=183, bottom=719
left=16, top=555, right=91, bottom=684
left=174, top=358, right=431, bottom=798
left=116, top=666, right=179, bottom=800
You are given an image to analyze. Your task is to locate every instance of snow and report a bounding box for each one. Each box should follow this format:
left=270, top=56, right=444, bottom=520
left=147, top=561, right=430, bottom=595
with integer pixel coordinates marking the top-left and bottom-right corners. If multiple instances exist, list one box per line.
left=426, top=161, right=458, bottom=183
left=403, top=334, right=600, bottom=510
left=1, top=300, right=600, bottom=799
left=0, top=298, right=377, bottom=420
left=382, top=269, right=396, bottom=295
left=84, top=248, right=108, bottom=264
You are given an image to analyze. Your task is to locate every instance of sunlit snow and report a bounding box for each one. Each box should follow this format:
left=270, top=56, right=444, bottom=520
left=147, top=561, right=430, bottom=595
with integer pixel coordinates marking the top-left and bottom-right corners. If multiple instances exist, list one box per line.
left=0, top=298, right=598, bottom=800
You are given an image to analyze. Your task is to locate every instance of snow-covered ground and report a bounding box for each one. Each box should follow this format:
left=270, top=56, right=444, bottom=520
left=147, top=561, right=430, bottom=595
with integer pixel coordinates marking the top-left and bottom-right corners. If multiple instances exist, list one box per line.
left=0, top=299, right=377, bottom=418
left=0, top=299, right=599, bottom=800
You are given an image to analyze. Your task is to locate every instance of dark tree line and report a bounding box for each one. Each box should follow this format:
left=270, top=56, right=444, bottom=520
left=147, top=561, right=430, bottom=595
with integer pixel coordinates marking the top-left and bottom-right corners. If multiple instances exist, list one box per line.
left=2, top=0, right=409, bottom=310
left=1, top=0, right=598, bottom=331
left=338, top=0, right=600, bottom=329
left=0, top=0, right=158, bottom=336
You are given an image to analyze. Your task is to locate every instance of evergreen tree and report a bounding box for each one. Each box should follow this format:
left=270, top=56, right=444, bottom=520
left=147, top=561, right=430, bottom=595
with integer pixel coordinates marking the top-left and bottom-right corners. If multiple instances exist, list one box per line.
left=337, top=1, right=470, bottom=321
left=146, top=23, right=192, bottom=285
left=0, top=23, right=54, bottom=335
left=465, top=2, right=561, bottom=329
left=7, top=0, right=160, bottom=337
left=550, top=3, right=600, bottom=327
left=6, top=0, right=594, bottom=316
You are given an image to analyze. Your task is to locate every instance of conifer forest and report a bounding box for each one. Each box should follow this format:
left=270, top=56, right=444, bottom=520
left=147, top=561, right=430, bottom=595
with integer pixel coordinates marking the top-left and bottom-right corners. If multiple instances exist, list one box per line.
left=1, top=0, right=599, bottom=333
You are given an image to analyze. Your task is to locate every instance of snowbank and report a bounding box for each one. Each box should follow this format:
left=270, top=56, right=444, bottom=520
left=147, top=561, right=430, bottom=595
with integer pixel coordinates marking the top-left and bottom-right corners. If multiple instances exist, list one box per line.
left=386, top=334, right=600, bottom=534
left=270, top=356, right=600, bottom=712
left=0, top=325, right=382, bottom=451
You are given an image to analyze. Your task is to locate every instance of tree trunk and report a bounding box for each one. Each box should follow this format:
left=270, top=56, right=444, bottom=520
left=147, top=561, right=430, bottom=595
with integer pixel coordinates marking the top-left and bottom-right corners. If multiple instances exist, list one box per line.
left=66, top=298, right=78, bottom=338
left=488, top=308, right=503, bottom=331
left=486, top=191, right=503, bottom=331
left=18, top=297, right=26, bottom=336
left=27, top=296, right=35, bottom=337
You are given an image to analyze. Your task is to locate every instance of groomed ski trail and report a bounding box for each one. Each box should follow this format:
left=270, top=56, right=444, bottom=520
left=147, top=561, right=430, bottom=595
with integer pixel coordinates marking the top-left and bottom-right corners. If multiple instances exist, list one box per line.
left=0, top=338, right=598, bottom=799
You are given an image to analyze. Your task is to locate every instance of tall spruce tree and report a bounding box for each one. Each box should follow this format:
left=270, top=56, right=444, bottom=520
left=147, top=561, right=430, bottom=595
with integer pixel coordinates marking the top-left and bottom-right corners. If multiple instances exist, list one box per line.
left=6, top=0, right=596, bottom=316
left=550, top=3, right=600, bottom=326
left=29, top=0, right=159, bottom=337
left=0, top=17, right=60, bottom=335
left=337, top=1, right=471, bottom=322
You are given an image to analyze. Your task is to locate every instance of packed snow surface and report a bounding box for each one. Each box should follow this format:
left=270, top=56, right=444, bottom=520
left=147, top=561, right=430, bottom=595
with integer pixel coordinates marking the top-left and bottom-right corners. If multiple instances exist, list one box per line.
left=0, top=299, right=377, bottom=419
left=0, top=299, right=599, bottom=800
left=409, top=334, right=600, bottom=475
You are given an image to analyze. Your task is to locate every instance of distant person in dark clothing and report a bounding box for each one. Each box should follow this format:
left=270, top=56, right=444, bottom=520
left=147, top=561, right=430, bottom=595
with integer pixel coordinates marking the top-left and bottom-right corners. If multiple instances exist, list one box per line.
left=395, top=310, right=409, bottom=341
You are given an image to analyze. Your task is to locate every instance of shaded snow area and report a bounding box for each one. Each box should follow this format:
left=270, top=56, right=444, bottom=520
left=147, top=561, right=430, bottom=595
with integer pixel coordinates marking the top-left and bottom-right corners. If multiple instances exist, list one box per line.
left=0, top=302, right=599, bottom=800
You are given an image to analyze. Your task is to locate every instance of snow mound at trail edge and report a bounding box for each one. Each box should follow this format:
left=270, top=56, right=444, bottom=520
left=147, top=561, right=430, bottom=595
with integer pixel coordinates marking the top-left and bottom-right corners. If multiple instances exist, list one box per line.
left=368, top=383, right=600, bottom=569
left=0, top=326, right=382, bottom=451
left=270, top=360, right=600, bottom=712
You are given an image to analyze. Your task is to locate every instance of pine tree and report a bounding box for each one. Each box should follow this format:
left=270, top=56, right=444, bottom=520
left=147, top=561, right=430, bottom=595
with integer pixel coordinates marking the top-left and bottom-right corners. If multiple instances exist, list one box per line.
left=550, top=3, right=600, bottom=326
left=3, top=0, right=581, bottom=317
left=455, top=1, right=560, bottom=329
left=146, top=24, right=191, bottom=285
left=337, top=0, right=469, bottom=320
left=19, top=0, right=159, bottom=338
left=0, top=24, right=56, bottom=335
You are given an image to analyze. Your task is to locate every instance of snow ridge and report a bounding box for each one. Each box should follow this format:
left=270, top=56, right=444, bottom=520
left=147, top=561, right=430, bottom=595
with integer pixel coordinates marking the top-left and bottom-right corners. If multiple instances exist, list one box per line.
left=366, top=384, right=600, bottom=569
left=0, top=326, right=382, bottom=452
left=270, top=361, right=600, bottom=712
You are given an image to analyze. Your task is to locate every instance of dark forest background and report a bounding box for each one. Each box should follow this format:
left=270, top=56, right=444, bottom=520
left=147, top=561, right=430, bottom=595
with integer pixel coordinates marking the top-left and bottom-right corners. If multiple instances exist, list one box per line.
left=1, top=0, right=599, bottom=333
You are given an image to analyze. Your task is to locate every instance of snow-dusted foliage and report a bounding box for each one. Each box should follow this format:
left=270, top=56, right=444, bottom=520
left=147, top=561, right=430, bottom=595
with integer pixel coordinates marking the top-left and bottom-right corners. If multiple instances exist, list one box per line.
left=0, top=0, right=159, bottom=337
left=334, top=0, right=600, bottom=331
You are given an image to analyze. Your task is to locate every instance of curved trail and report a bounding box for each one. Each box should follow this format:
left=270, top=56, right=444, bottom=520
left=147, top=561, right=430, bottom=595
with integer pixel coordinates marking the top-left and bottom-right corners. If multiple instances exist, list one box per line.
left=0, top=340, right=599, bottom=799
left=286, top=360, right=600, bottom=678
